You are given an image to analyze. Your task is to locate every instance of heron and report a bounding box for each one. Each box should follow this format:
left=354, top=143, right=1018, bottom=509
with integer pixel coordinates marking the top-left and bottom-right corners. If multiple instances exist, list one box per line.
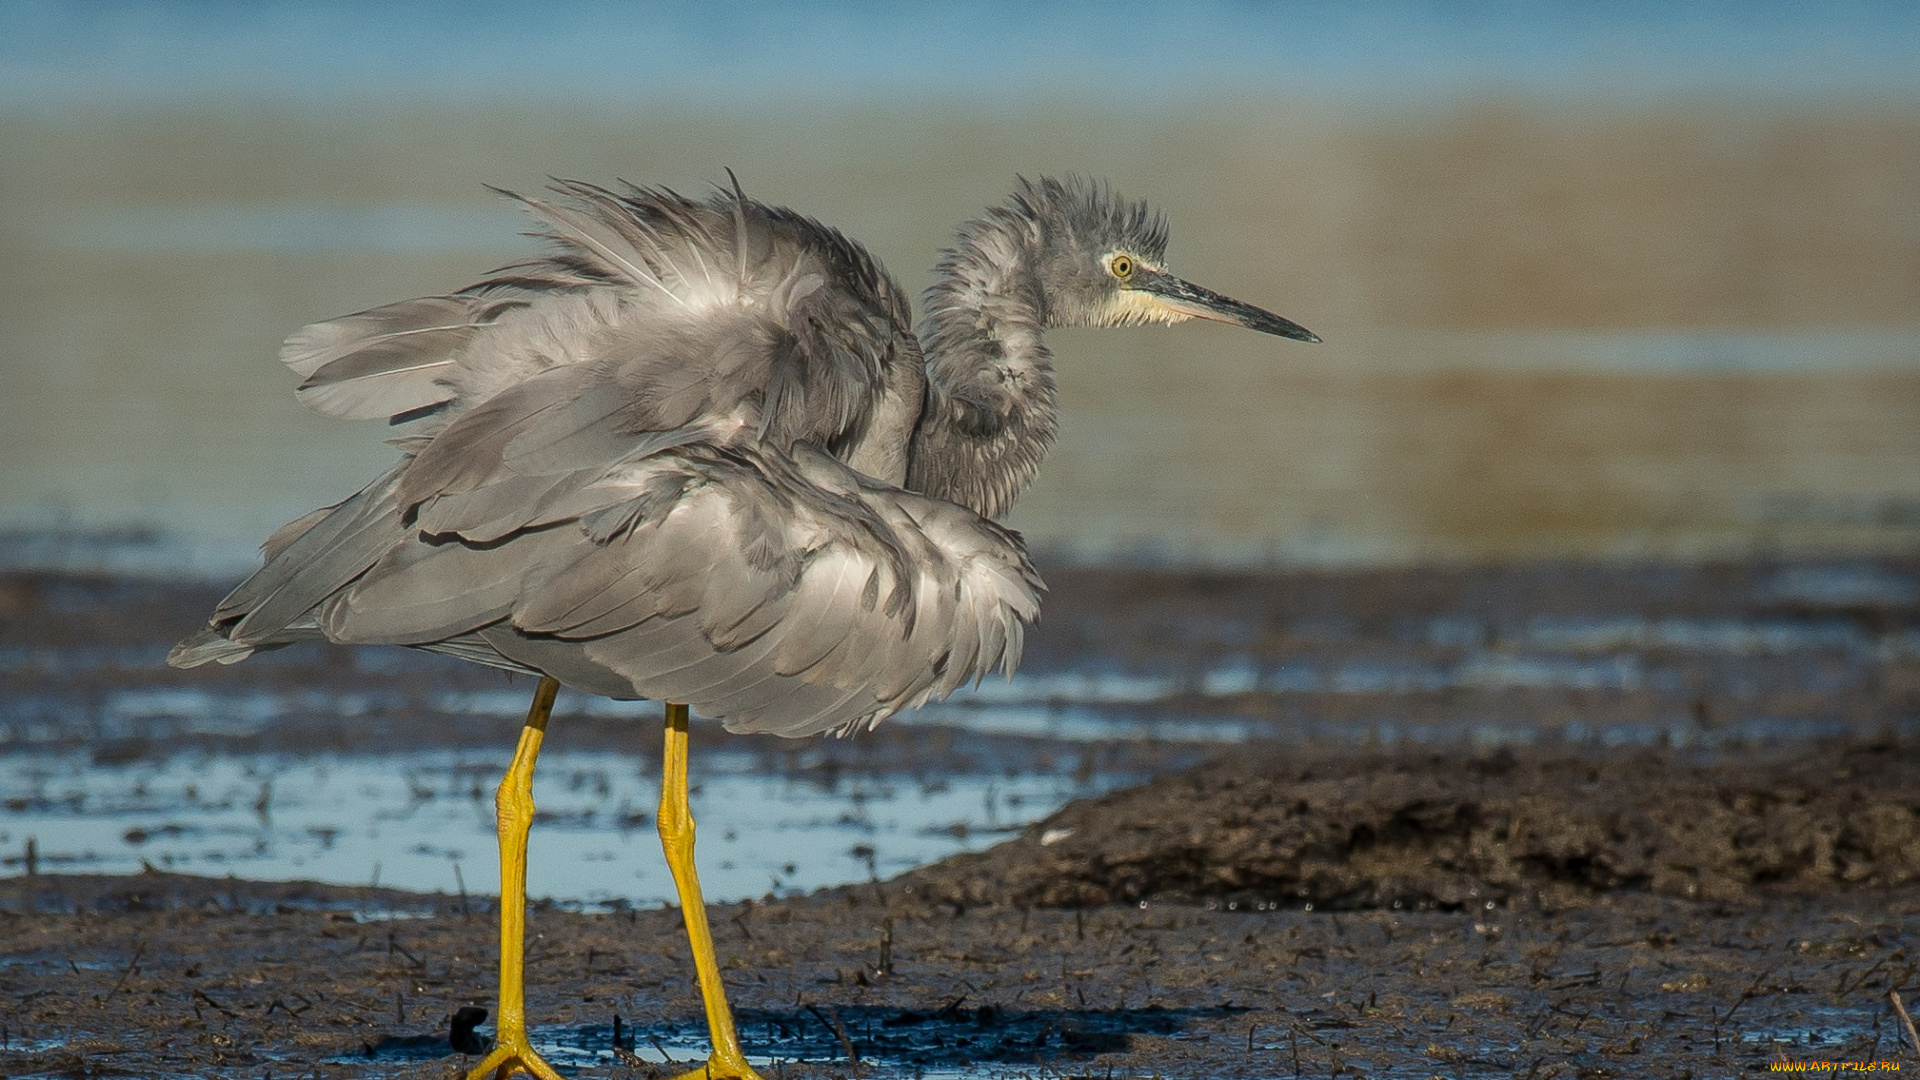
left=170, top=174, right=1317, bottom=1080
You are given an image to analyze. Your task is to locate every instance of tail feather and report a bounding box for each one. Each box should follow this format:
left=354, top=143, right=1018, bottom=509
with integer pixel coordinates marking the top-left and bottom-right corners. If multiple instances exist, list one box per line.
left=216, top=460, right=410, bottom=645
left=167, top=628, right=257, bottom=668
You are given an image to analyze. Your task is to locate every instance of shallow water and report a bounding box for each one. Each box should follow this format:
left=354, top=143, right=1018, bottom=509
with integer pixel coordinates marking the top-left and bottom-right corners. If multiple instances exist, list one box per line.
left=0, top=747, right=1091, bottom=905
left=4, top=567, right=1913, bottom=906
left=343, top=1005, right=1256, bottom=1078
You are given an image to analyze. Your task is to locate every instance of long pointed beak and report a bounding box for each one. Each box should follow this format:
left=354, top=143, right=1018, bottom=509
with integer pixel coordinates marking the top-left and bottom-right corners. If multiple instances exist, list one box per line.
left=1138, top=270, right=1320, bottom=342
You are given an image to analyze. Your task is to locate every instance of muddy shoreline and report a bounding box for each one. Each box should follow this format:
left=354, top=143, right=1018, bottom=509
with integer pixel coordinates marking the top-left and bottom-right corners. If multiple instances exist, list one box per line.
left=7, top=556, right=1919, bottom=760
left=2, top=740, right=1918, bottom=1078
left=1, top=560, right=1918, bottom=1076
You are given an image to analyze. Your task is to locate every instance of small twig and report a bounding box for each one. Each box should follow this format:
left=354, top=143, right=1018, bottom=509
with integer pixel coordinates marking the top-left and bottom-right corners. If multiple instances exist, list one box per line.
left=193, top=988, right=238, bottom=1018
left=1891, top=990, right=1920, bottom=1057
left=1891, top=962, right=1918, bottom=995
left=98, top=939, right=146, bottom=1004
left=387, top=931, right=424, bottom=970
left=806, top=1003, right=858, bottom=1065
left=1718, top=965, right=1776, bottom=1028
left=1525, top=1005, right=1552, bottom=1038
left=1845, top=955, right=1893, bottom=998
left=609, top=1012, right=647, bottom=1066
left=1284, top=1015, right=1326, bottom=1046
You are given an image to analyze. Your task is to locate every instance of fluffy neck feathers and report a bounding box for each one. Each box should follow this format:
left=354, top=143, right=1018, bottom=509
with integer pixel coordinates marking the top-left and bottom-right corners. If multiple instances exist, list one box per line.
left=907, top=209, right=1059, bottom=520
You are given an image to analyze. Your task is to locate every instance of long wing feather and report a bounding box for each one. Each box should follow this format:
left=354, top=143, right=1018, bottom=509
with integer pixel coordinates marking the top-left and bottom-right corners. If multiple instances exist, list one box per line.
left=281, top=295, right=487, bottom=377
left=281, top=295, right=519, bottom=421
left=499, top=187, right=693, bottom=308
left=218, top=460, right=411, bottom=644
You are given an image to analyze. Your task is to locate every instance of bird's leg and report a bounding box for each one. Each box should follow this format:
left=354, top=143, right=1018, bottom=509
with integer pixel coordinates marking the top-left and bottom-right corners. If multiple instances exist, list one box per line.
left=659, top=702, right=766, bottom=1080
left=465, top=676, right=564, bottom=1080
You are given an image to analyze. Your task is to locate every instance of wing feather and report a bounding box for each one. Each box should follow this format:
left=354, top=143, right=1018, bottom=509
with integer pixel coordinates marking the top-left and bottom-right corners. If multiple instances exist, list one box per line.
left=320, top=524, right=576, bottom=645
left=219, top=460, right=410, bottom=644
left=282, top=295, right=489, bottom=377
left=507, top=446, right=1038, bottom=735
left=282, top=295, right=527, bottom=421
left=501, top=188, right=691, bottom=307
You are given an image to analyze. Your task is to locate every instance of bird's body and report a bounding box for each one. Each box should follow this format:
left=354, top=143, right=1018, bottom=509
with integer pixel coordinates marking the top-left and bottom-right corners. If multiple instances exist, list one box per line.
left=171, top=175, right=1316, bottom=1079
left=174, top=180, right=1039, bottom=737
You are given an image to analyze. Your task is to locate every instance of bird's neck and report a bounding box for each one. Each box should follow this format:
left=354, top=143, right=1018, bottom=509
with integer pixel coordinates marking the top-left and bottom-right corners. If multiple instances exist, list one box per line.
left=907, top=214, right=1058, bottom=520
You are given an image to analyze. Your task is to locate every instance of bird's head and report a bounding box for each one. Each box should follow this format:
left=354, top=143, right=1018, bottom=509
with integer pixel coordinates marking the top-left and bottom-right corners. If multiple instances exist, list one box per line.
left=1014, top=175, right=1319, bottom=342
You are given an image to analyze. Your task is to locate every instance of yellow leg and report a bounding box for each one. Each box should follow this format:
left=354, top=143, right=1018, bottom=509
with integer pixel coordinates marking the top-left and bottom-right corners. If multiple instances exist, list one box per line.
left=659, top=702, right=766, bottom=1080
left=466, top=676, right=565, bottom=1080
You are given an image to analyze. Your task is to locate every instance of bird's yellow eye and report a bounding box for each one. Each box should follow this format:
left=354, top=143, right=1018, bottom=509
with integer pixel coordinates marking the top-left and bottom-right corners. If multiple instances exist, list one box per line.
left=1110, top=254, right=1133, bottom=281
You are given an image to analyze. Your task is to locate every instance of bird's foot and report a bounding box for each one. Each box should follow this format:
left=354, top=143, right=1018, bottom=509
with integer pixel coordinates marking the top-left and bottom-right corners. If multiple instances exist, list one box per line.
left=464, top=1030, right=565, bottom=1080
left=664, top=1051, right=766, bottom=1080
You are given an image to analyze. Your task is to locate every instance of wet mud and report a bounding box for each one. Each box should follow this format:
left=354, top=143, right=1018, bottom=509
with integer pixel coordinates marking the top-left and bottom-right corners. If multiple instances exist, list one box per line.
left=1, top=560, right=1918, bottom=1076
left=1, top=763, right=1916, bottom=1079
left=901, top=740, right=1920, bottom=912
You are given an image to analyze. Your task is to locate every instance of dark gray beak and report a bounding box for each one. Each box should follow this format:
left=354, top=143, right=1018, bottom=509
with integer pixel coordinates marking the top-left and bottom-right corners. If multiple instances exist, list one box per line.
left=1138, top=270, right=1321, bottom=342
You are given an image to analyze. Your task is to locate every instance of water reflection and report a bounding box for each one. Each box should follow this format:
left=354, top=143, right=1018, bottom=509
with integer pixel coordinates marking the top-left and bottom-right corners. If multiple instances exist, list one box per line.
left=0, top=748, right=1089, bottom=905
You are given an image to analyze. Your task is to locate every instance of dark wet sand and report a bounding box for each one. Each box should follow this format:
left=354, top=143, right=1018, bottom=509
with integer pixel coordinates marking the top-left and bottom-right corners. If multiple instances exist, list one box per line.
left=1, top=560, right=1918, bottom=1076
left=1, top=741, right=1916, bottom=1079
left=7, top=555, right=1920, bottom=759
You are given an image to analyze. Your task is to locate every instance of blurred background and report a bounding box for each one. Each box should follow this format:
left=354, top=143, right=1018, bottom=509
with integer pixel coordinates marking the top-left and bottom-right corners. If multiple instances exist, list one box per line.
left=3, top=0, right=1918, bottom=574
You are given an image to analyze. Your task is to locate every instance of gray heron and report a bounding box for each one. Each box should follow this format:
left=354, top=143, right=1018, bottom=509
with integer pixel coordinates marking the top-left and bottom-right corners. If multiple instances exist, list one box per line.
left=171, top=175, right=1318, bottom=1080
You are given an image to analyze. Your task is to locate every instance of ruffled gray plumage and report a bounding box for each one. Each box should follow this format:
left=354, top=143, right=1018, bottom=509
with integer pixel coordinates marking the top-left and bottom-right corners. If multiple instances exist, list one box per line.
left=172, top=179, right=1044, bottom=738
left=171, top=174, right=1264, bottom=737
